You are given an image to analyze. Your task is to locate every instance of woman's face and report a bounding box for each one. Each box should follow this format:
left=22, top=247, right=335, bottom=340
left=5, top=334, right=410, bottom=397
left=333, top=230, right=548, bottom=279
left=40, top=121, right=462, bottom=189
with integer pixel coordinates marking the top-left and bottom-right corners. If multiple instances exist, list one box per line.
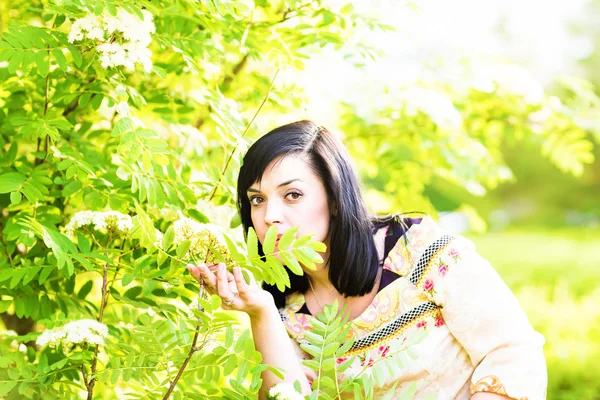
left=247, top=155, right=331, bottom=264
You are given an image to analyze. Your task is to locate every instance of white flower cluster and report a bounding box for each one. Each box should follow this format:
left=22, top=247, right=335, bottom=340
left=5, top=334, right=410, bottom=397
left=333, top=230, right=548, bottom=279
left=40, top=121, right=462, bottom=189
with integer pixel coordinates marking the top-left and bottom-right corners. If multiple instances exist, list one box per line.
left=172, top=218, right=232, bottom=263
left=65, top=210, right=134, bottom=234
left=68, top=8, right=155, bottom=73
left=268, top=383, right=305, bottom=400
left=36, top=319, right=109, bottom=348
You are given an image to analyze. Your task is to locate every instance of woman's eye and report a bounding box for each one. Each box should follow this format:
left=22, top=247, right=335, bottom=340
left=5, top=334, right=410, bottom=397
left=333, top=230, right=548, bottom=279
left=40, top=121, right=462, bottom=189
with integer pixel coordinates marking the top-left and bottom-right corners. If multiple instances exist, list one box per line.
left=286, top=191, right=302, bottom=201
left=249, top=196, right=264, bottom=206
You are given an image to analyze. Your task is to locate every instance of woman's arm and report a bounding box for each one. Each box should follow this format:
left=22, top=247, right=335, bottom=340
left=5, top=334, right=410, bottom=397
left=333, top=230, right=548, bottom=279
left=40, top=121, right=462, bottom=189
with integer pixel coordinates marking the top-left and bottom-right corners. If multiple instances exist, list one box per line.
left=420, top=238, right=547, bottom=399
left=187, top=263, right=310, bottom=399
left=249, top=304, right=311, bottom=399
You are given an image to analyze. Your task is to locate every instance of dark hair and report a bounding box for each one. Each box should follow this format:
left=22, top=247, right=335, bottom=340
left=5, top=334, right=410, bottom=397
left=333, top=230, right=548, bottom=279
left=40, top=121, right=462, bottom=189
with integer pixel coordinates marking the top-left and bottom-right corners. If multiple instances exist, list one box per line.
left=237, top=120, right=383, bottom=307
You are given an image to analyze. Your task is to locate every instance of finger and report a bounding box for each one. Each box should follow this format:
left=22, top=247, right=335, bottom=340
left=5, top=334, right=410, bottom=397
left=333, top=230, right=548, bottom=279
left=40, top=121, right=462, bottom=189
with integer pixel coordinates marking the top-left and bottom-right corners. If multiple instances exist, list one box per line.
left=186, top=264, right=201, bottom=283
left=216, top=263, right=234, bottom=299
left=197, top=263, right=218, bottom=289
left=233, top=267, right=249, bottom=295
left=208, top=264, right=235, bottom=283
left=207, top=263, right=220, bottom=273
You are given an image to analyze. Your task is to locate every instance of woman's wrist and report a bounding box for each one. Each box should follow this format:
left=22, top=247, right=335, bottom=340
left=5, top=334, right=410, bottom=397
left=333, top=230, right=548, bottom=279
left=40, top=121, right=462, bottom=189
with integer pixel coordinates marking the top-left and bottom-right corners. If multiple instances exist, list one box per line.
left=247, top=298, right=278, bottom=320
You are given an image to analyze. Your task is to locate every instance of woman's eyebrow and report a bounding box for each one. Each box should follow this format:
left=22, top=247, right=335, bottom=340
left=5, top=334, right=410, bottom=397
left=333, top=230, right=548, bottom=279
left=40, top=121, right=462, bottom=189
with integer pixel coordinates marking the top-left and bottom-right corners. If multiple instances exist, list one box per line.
left=247, top=179, right=304, bottom=193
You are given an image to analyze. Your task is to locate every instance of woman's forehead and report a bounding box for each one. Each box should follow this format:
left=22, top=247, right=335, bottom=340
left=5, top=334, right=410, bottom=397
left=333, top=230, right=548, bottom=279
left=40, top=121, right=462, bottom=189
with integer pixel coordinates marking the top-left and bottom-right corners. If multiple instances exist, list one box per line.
left=251, top=155, right=318, bottom=189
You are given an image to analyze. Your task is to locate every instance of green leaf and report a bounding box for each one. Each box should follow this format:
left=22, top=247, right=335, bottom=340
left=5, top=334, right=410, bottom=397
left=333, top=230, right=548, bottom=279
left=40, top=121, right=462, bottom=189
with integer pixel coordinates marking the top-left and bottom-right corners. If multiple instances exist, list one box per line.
left=262, top=225, right=277, bottom=254
left=300, top=343, right=321, bottom=358
left=267, top=365, right=285, bottom=380
left=77, top=280, right=93, bottom=299
left=4, top=33, right=23, bottom=48
left=335, top=338, right=354, bottom=357
left=91, top=93, right=104, bottom=110
left=0, top=299, right=11, bottom=313
left=122, top=274, right=134, bottom=286
left=76, top=232, right=91, bottom=253
left=176, top=239, right=191, bottom=259
left=5, top=142, right=17, bottom=164
left=278, top=226, right=298, bottom=251
left=10, top=191, right=22, bottom=205
left=280, top=250, right=302, bottom=275
left=72, top=254, right=94, bottom=272
left=35, top=50, right=49, bottom=78
left=67, top=45, right=82, bottom=67
left=0, top=172, right=26, bottom=193
left=301, top=359, right=320, bottom=371
left=225, top=326, right=234, bottom=347
left=10, top=268, right=27, bottom=288
left=21, top=182, right=45, bottom=202
left=112, top=117, right=132, bottom=137
left=51, top=49, right=68, bottom=71
left=141, top=150, right=152, bottom=172
left=62, top=180, right=82, bottom=197
left=188, top=209, right=209, bottom=223
left=7, top=50, right=24, bottom=74
left=38, top=266, right=54, bottom=284
left=302, top=329, right=324, bottom=346
left=162, top=226, right=174, bottom=250
left=79, top=92, right=92, bottom=107
left=23, top=266, right=41, bottom=285
left=323, top=341, right=339, bottom=356
left=229, top=212, right=241, bottom=228
left=157, top=249, right=168, bottom=267
left=246, top=228, right=258, bottom=260
left=292, top=248, right=317, bottom=270
left=0, top=381, right=18, bottom=396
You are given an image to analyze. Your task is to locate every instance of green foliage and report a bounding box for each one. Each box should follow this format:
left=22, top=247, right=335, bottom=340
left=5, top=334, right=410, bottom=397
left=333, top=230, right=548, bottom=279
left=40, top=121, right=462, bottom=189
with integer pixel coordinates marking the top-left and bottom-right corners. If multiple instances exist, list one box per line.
left=339, top=79, right=600, bottom=226
left=0, top=0, right=390, bottom=398
left=296, top=300, right=426, bottom=400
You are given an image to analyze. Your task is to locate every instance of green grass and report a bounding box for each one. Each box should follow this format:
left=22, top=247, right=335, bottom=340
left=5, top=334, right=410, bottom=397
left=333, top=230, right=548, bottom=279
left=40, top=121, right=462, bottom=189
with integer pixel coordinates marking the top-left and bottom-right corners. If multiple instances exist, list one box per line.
left=466, top=229, right=600, bottom=400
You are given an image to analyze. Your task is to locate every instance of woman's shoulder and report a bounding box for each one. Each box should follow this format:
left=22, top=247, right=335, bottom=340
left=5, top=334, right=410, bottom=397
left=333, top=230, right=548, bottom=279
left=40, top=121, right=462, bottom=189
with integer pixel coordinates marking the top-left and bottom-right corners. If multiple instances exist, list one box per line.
left=383, top=214, right=476, bottom=278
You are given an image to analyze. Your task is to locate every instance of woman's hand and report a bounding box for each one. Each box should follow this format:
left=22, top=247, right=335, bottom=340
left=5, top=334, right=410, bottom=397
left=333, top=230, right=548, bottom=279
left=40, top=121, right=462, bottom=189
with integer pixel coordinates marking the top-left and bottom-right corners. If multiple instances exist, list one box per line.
left=186, top=262, right=275, bottom=318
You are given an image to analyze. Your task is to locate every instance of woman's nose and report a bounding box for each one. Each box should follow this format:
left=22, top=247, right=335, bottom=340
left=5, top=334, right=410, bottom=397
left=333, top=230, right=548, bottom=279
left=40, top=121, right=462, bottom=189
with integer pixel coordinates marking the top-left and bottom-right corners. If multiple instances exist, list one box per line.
left=264, top=200, right=283, bottom=225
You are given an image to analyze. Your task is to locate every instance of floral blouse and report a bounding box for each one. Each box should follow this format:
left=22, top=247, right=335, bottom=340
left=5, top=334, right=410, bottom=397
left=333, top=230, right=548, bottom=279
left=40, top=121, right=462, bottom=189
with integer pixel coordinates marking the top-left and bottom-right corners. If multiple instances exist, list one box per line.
left=278, top=216, right=547, bottom=399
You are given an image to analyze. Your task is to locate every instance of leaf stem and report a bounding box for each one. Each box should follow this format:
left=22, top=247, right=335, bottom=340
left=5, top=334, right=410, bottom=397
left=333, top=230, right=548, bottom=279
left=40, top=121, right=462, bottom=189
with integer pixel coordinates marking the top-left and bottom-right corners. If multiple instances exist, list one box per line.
left=85, top=232, right=113, bottom=400
left=208, top=67, right=280, bottom=201
left=161, top=324, right=206, bottom=399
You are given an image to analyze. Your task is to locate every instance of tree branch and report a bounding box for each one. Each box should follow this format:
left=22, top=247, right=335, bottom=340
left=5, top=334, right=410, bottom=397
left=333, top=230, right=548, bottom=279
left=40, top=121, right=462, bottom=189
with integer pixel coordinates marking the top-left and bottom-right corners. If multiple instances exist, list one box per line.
left=194, top=54, right=250, bottom=129
left=85, top=233, right=113, bottom=400
left=208, top=68, right=280, bottom=201
left=161, top=324, right=205, bottom=399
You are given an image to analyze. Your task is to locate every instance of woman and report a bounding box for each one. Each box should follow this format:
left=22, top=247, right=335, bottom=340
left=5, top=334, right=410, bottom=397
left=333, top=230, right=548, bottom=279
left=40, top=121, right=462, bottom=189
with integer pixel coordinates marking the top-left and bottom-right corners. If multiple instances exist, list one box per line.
left=186, top=120, right=547, bottom=399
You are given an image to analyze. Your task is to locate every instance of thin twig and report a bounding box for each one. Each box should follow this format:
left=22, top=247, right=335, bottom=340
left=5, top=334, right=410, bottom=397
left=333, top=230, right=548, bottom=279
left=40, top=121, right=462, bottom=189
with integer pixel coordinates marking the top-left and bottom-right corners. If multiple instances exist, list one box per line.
left=161, top=324, right=203, bottom=400
left=80, top=364, right=89, bottom=387
left=35, top=55, right=51, bottom=166
left=85, top=232, right=113, bottom=400
left=208, top=68, right=280, bottom=201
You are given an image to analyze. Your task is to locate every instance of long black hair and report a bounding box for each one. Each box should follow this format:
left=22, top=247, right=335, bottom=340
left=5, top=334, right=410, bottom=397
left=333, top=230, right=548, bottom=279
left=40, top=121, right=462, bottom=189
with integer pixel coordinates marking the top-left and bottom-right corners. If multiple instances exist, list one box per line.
left=237, top=120, right=409, bottom=308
